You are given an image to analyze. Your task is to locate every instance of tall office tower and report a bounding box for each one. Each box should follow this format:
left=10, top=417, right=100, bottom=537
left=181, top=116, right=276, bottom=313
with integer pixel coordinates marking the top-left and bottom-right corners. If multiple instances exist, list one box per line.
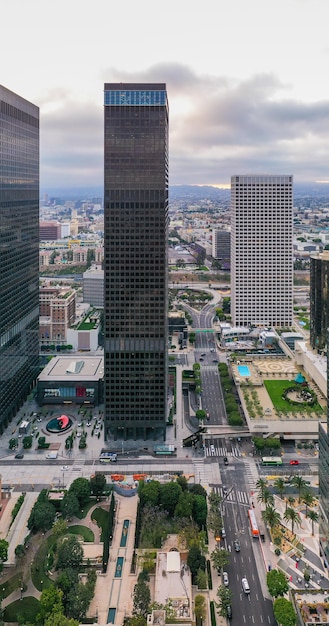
left=103, top=83, right=169, bottom=442
left=212, top=229, right=231, bottom=268
left=231, top=175, right=293, bottom=327
left=318, top=329, right=329, bottom=567
left=0, top=85, right=39, bottom=433
left=310, top=251, right=329, bottom=352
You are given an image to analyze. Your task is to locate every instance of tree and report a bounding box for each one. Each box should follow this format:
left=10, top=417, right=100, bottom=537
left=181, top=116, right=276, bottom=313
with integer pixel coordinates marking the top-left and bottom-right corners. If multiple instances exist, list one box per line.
left=52, top=518, right=68, bottom=539
left=192, top=495, right=208, bottom=529
left=256, top=478, right=268, bottom=501
left=159, top=481, right=182, bottom=516
left=210, top=547, right=230, bottom=572
left=262, top=505, right=281, bottom=530
left=57, top=536, right=83, bottom=570
left=133, top=578, right=151, bottom=618
left=208, top=491, right=222, bottom=511
left=307, top=510, right=319, bottom=536
left=0, top=540, right=8, bottom=563
left=267, top=569, right=289, bottom=597
left=176, top=475, right=188, bottom=492
left=89, top=474, right=106, bottom=500
left=196, top=569, right=207, bottom=590
left=39, top=586, right=64, bottom=623
left=284, top=507, right=301, bottom=535
left=138, top=480, right=160, bottom=508
left=187, top=545, right=206, bottom=582
left=176, top=259, right=186, bottom=269
left=14, top=544, right=25, bottom=560
left=273, top=597, right=297, bottom=626
left=291, top=476, right=307, bottom=503
left=68, top=477, right=90, bottom=507
left=216, top=585, right=232, bottom=618
left=175, top=491, right=194, bottom=519
left=257, top=487, right=274, bottom=507
left=38, top=436, right=48, bottom=448
left=66, top=583, right=92, bottom=622
left=302, top=491, right=314, bottom=516
left=61, top=493, right=80, bottom=519
left=28, top=500, right=56, bottom=532
left=194, top=594, right=207, bottom=624
left=9, top=437, right=18, bottom=450
left=195, top=409, right=207, bottom=422
left=274, top=477, right=286, bottom=500
left=22, top=435, right=33, bottom=449
left=45, top=616, right=79, bottom=626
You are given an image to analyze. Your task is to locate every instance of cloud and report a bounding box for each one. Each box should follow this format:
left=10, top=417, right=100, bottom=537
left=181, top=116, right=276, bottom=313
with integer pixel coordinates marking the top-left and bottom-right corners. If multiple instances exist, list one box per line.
left=40, top=64, right=329, bottom=189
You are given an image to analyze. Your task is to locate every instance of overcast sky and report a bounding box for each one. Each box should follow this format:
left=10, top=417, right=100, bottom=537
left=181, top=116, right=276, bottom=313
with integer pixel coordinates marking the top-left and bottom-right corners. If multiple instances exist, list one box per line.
left=2, top=0, right=329, bottom=190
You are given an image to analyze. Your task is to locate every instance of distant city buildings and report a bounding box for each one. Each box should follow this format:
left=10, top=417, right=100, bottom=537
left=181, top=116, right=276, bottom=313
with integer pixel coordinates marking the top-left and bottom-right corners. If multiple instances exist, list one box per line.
left=212, top=228, right=231, bottom=268
left=103, top=83, right=169, bottom=441
left=39, top=285, right=76, bottom=346
left=83, top=267, right=104, bottom=308
left=0, top=85, right=39, bottom=432
left=310, top=251, right=329, bottom=352
left=231, top=175, right=293, bottom=327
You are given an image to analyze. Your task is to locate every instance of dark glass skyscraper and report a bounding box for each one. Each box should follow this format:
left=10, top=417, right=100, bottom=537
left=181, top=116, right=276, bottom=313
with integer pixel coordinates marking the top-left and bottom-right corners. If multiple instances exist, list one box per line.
left=103, top=83, right=168, bottom=442
left=0, top=85, right=39, bottom=433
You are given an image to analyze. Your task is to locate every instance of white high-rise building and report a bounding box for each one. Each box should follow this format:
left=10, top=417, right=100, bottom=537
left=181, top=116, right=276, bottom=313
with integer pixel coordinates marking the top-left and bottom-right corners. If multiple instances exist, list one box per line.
left=231, top=175, right=293, bottom=328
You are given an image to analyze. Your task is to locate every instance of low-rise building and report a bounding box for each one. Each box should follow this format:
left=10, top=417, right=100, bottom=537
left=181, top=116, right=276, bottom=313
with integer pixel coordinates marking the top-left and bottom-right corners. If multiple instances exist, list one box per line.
left=37, top=355, right=104, bottom=406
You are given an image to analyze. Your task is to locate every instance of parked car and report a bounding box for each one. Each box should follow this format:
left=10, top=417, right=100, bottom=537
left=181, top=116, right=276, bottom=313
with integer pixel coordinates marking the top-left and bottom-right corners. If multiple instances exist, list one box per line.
left=223, top=572, right=229, bottom=586
left=226, top=605, right=232, bottom=619
left=290, top=459, right=299, bottom=465
left=15, top=453, right=24, bottom=459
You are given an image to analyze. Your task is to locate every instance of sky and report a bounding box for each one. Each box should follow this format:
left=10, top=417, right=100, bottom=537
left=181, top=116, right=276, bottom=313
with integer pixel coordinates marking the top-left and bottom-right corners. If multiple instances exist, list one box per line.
left=2, top=0, right=329, bottom=191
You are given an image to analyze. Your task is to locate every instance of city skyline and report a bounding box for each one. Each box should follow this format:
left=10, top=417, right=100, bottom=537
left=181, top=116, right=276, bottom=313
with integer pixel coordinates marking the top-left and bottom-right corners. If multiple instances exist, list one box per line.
left=2, top=0, right=329, bottom=189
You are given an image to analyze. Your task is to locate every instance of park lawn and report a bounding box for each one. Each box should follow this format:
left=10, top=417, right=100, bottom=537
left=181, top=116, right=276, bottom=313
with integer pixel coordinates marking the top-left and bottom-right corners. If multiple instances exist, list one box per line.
left=4, top=596, right=40, bottom=623
left=264, top=379, right=323, bottom=413
left=31, top=534, right=56, bottom=591
left=68, top=524, right=94, bottom=542
left=75, top=499, right=96, bottom=519
left=2, top=572, right=23, bottom=599
left=91, top=507, right=108, bottom=542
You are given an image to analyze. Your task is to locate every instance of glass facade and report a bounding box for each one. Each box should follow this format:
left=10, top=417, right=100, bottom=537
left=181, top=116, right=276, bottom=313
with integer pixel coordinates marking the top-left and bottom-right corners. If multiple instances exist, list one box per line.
left=310, top=252, right=329, bottom=351
left=103, top=82, right=168, bottom=441
left=319, top=328, right=329, bottom=567
left=0, top=85, right=39, bottom=432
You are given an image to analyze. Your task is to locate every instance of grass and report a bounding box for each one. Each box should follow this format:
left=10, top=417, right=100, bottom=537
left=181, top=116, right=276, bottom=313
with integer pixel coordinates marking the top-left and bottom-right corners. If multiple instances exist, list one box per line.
left=91, top=507, right=109, bottom=542
left=68, top=524, right=94, bottom=542
left=263, top=379, right=323, bottom=413
left=1, top=572, right=23, bottom=599
left=31, top=534, right=56, bottom=591
left=4, top=596, right=40, bottom=623
left=75, top=499, right=96, bottom=519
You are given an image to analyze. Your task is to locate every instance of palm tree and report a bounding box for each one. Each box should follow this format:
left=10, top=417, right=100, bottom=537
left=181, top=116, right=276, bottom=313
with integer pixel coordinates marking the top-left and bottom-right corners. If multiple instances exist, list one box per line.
left=262, top=505, right=281, bottom=530
left=285, top=495, right=295, bottom=512
left=291, top=475, right=307, bottom=503
left=274, top=477, right=285, bottom=500
left=302, top=491, right=314, bottom=517
left=284, top=507, right=301, bottom=535
left=256, top=478, right=268, bottom=502
left=307, top=510, right=319, bottom=536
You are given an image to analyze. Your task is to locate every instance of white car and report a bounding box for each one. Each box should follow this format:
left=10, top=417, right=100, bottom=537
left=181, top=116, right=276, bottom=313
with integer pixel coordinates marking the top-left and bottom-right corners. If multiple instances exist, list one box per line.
left=223, top=572, right=229, bottom=586
left=61, top=466, right=69, bottom=471
left=76, top=432, right=82, bottom=438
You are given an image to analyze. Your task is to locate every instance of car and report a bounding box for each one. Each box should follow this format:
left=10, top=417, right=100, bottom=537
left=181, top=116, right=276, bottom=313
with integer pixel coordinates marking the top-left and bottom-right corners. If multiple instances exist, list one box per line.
left=86, top=422, right=91, bottom=427
left=37, top=418, right=42, bottom=423
left=201, top=353, right=206, bottom=356
left=76, top=432, right=82, bottom=438
left=199, top=357, right=204, bottom=361
left=61, top=466, right=69, bottom=471
left=223, top=457, right=228, bottom=466
left=290, top=459, right=299, bottom=465
left=15, top=453, right=24, bottom=459
left=210, top=348, right=215, bottom=352
left=223, top=486, right=228, bottom=496
left=226, top=605, right=232, bottom=619
left=222, top=572, right=229, bottom=586
left=242, top=577, right=250, bottom=594
left=221, top=527, right=226, bottom=538
left=77, top=422, right=82, bottom=427
left=212, top=358, right=219, bottom=362
left=234, top=539, right=241, bottom=552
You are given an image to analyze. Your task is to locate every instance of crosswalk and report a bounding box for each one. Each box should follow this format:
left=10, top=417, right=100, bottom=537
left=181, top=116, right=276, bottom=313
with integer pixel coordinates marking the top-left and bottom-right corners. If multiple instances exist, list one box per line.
left=242, top=457, right=260, bottom=490
left=212, top=485, right=250, bottom=505
left=205, top=444, right=241, bottom=458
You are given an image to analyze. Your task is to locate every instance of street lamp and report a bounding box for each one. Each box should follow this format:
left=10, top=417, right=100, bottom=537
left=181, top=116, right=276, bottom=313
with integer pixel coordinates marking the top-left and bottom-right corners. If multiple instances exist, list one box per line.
left=62, top=471, right=65, bottom=489
left=20, top=585, right=23, bottom=601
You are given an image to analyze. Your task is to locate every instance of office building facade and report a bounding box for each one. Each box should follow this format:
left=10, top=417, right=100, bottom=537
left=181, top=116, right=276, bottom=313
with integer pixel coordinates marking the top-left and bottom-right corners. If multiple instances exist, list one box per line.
left=0, top=85, right=39, bottom=432
left=319, top=328, right=329, bottom=567
left=231, top=175, right=293, bottom=327
left=104, top=83, right=169, bottom=441
left=310, top=251, right=329, bottom=352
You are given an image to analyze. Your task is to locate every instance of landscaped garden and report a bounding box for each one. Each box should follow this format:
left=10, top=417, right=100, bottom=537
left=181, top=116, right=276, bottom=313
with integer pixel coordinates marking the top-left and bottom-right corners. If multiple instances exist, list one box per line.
left=263, top=379, right=324, bottom=415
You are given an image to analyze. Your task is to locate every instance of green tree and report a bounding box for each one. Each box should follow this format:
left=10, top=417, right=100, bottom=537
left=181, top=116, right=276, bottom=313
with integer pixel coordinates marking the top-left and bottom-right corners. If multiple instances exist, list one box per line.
left=195, top=409, right=207, bottom=422
left=22, top=435, right=33, bottom=449
left=38, top=436, right=47, bottom=448
left=45, top=616, right=79, bottom=626
left=28, top=500, right=56, bottom=532
left=138, top=480, right=160, bottom=508
left=307, top=510, right=319, bottom=536
left=68, top=477, right=90, bottom=507
left=256, top=477, right=268, bottom=501
left=14, top=544, right=25, bottom=560
left=192, top=495, right=208, bottom=529
left=187, top=545, right=206, bottom=582
left=175, top=491, right=194, bottom=519
left=274, top=477, right=286, bottom=499
left=189, top=484, right=207, bottom=498
left=61, top=493, right=80, bottom=519
left=66, top=583, right=92, bottom=622
left=302, top=491, right=314, bottom=516
left=52, top=518, right=68, bottom=539
left=176, top=475, right=188, bottom=492
left=196, top=569, right=207, bottom=590
left=133, top=578, right=151, bottom=618
left=38, top=586, right=64, bottom=623
left=0, top=540, right=8, bottom=563
left=176, top=259, right=186, bottom=269
left=267, top=569, right=289, bottom=597
left=273, top=597, right=297, bottom=626
left=284, top=507, right=301, bottom=535
left=89, top=474, right=106, bottom=500
left=57, top=536, right=83, bottom=570
left=210, top=547, right=230, bottom=572
left=159, top=482, right=182, bottom=516
left=291, top=476, right=307, bottom=503
left=194, top=594, right=207, bottom=623
left=208, top=491, right=222, bottom=511
left=262, top=505, right=281, bottom=530
left=9, top=438, right=18, bottom=450
left=257, top=487, right=274, bottom=506
left=216, top=585, right=232, bottom=618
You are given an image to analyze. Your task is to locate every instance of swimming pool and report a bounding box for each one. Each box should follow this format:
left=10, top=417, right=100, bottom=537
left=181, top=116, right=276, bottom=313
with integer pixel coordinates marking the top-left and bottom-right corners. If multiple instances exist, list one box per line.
left=237, top=365, right=251, bottom=377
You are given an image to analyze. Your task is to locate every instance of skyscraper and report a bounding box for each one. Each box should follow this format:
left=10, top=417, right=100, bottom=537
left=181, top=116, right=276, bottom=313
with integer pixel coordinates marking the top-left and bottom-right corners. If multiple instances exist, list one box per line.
left=310, top=251, right=329, bottom=352
left=231, top=175, right=293, bottom=327
left=103, top=83, right=168, bottom=442
left=0, top=85, right=39, bottom=433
